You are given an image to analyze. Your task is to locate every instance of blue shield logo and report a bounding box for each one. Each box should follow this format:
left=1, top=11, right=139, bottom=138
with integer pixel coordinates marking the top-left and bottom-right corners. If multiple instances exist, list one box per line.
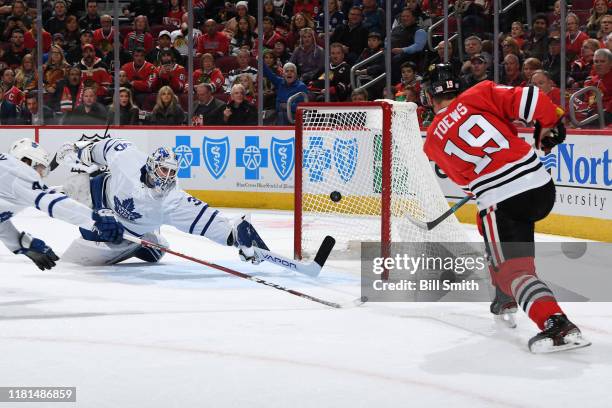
left=271, top=137, right=295, bottom=181
left=303, top=136, right=332, bottom=183
left=236, top=136, right=268, bottom=180
left=333, top=138, right=358, bottom=182
left=204, top=137, right=230, bottom=179
left=174, top=135, right=200, bottom=178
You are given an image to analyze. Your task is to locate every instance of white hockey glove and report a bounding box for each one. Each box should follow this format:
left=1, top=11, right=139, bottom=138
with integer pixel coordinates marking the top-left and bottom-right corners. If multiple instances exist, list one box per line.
left=229, top=215, right=269, bottom=265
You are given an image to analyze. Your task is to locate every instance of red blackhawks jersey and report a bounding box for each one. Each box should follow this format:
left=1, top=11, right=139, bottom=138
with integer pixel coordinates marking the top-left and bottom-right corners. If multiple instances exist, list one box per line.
left=121, top=61, right=158, bottom=92
left=156, top=63, right=187, bottom=94
left=423, top=80, right=560, bottom=210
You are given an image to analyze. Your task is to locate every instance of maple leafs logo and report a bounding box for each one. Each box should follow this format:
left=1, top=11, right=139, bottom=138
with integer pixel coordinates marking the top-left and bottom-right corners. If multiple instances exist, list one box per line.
left=0, top=211, right=13, bottom=223
left=113, top=197, right=142, bottom=221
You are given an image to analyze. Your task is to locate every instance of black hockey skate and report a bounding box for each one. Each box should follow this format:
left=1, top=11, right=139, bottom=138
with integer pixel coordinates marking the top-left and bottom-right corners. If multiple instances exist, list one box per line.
left=528, top=314, right=591, bottom=353
left=490, top=287, right=517, bottom=328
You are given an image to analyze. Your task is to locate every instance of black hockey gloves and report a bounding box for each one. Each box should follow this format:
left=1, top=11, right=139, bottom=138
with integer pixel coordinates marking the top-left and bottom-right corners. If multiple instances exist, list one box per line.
left=14, top=232, right=60, bottom=271
left=92, top=209, right=125, bottom=244
left=228, top=216, right=269, bottom=264
left=534, top=119, right=566, bottom=151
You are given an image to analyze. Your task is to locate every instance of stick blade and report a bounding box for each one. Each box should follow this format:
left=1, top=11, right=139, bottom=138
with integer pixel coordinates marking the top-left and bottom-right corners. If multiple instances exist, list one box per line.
left=313, top=235, right=336, bottom=270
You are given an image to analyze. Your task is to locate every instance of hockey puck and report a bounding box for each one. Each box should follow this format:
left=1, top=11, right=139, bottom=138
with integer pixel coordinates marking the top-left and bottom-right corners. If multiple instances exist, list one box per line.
left=330, top=191, right=342, bottom=202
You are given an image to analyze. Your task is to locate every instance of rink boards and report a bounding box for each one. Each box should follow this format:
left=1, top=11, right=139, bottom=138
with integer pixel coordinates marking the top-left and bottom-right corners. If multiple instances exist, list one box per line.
left=0, top=125, right=610, bottom=241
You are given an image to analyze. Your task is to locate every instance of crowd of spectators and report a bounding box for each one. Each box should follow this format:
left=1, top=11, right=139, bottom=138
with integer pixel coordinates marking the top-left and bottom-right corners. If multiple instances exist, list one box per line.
left=0, top=0, right=611, bottom=126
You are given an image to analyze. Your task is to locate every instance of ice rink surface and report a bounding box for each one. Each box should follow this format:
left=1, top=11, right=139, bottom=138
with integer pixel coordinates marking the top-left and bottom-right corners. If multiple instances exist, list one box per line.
left=0, top=208, right=610, bottom=408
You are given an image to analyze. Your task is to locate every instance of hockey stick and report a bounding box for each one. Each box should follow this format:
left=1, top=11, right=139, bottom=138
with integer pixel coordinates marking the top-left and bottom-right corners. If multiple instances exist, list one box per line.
left=122, top=234, right=342, bottom=308
left=252, top=235, right=336, bottom=278
left=406, top=196, right=471, bottom=231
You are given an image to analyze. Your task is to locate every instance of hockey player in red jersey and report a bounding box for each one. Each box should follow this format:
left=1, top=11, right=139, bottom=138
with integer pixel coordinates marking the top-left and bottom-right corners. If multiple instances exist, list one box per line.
left=422, top=64, right=590, bottom=353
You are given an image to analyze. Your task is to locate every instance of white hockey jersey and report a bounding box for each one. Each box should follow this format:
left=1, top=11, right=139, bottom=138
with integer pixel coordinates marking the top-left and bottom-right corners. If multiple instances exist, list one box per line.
left=89, top=139, right=232, bottom=245
left=0, top=152, right=96, bottom=252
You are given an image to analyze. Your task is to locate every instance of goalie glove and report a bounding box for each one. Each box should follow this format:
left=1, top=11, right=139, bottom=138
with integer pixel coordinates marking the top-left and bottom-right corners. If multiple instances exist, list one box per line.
left=228, top=216, right=269, bottom=264
left=56, top=141, right=98, bottom=172
left=13, top=232, right=60, bottom=271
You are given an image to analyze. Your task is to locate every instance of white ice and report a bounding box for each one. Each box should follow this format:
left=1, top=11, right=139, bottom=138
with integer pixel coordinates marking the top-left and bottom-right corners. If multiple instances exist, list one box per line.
left=0, top=208, right=610, bottom=408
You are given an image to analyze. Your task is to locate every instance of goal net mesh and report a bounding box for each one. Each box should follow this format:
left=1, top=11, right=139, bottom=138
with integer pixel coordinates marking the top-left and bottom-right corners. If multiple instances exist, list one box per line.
left=298, top=101, right=474, bottom=261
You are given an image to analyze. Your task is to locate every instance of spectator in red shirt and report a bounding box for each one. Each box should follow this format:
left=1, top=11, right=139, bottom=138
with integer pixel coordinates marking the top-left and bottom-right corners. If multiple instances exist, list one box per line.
left=164, top=0, right=186, bottom=29
left=585, top=48, right=612, bottom=123
left=510, top=21, right=525, bottom=49
left=121, top=47, right=158, bottom=96
left=123, top=15, right=154, bottom=55
left=197, top=19, right=230, bottom=57
left=569, top=39, right=600, bottom=89
left=24, top=25, right=52, bottom=53
left=293, top=0, right=319, bottom=19
left=193, top=53, right=225, bottom=93
left=262, top=16, right=283, bottom=49
left=155, top=49, right=187, bottom=94
left=531, top=69, right=561, bottom=107
left=78, top=43, right=112, bottom=98
left=566, top=12, right=589, bottom=61
left=93, top=14, right=115, bottom=48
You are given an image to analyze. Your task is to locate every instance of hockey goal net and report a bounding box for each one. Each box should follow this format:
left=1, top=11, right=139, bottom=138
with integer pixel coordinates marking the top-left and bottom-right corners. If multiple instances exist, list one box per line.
left=294, top=101, right=472, bottom=262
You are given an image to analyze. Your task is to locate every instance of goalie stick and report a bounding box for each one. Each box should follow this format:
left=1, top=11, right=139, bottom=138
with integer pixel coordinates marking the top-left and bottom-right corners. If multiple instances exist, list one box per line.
left=252, top=235, right=336, bottom=278
left=122, top=234, right=343, bottom=308
left=406, top=196, right=471, bottom=231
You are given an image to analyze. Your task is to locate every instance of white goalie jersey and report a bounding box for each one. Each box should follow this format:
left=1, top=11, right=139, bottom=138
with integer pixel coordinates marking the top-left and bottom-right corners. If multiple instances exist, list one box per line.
left=86, top=139, right=232, bottom=245
left=0, top=152, right=96, bottom=252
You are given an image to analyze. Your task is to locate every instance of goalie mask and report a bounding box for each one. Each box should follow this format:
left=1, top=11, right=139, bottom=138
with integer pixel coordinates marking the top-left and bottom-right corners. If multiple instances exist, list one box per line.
left=145, top=147, right=179, bottom=195
left=9, top=138, right=51, bottom=177
left=421, top=63, right=461, bottom=107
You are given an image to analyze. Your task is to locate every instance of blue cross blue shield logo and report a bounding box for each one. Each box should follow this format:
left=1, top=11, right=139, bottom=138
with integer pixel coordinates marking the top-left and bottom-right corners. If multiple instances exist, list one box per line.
left=303, top=136, right=331, bottom=182
left=333, top=138, right=358, bottom=182
left=204, top=137, right=230, bottom=179
left=236, top=136, right=268, bottom=180
left=271, top=137, right=295, bottom=181
left=174, top=136, right=200, bottom=178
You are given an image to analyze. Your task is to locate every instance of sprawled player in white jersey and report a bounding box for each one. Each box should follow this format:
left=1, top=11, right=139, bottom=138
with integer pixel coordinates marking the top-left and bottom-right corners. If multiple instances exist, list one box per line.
left=0, top=138, right=124, bottom=270
left=56, top=138, right=267, bottom=265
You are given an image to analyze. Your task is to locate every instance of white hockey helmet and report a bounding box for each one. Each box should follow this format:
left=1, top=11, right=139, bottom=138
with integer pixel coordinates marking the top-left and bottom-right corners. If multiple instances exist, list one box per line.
left=145, top=146, right=179, bottom=194
left=9, top=138, right=51, bottom=177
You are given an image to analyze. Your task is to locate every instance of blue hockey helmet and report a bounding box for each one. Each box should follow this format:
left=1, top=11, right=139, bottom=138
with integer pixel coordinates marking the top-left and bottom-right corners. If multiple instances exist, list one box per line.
left=145, top=147, right=179, bottom=194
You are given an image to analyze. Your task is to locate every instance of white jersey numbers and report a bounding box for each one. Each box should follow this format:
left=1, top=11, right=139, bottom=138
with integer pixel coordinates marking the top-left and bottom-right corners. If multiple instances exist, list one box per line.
left=443, top=114, right=510, bottom=175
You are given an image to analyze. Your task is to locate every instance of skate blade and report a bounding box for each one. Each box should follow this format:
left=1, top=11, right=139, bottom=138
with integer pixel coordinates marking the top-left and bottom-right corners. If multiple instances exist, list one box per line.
left=494, top=311, right=517, bottom=329
left=530, top=332, right=592, bottom=354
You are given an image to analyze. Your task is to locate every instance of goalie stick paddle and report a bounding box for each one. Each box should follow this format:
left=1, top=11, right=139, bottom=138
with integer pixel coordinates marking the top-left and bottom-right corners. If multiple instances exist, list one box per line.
left=252, top=235, right=336, bottom=277
left=406, top=196, right=471, bottom=231
left=122, top=234, right=343, bottom=308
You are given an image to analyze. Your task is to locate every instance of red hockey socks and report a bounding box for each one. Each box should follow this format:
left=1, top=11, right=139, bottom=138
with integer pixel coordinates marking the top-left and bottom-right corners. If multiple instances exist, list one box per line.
left=511, top=275, right=563, bottom=329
